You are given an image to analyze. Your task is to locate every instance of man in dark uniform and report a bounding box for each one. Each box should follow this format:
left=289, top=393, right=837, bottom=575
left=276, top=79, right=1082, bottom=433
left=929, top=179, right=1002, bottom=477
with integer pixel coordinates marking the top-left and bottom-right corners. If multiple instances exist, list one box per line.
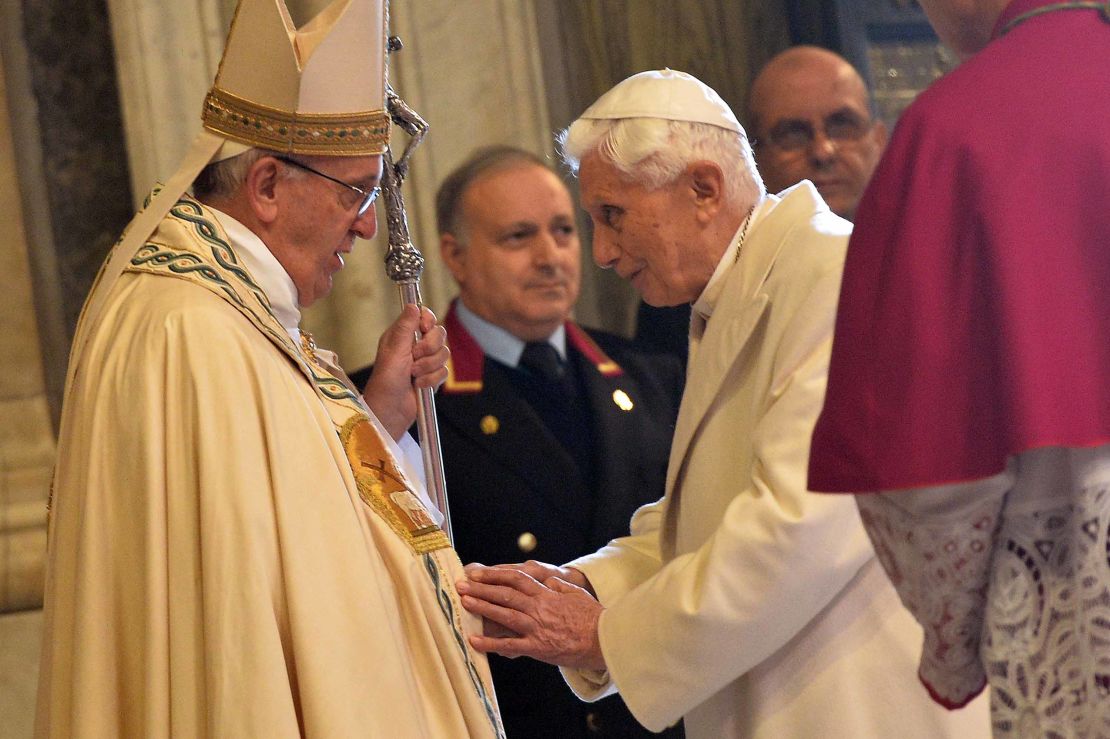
left=354, top=146, right=682, bottom=737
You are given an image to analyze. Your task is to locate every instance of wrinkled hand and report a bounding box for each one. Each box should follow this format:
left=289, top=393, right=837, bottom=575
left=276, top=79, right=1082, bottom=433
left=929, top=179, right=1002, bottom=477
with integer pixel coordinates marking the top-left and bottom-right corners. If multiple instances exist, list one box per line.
left=362, top=304, right=448, bottom=439
left=486, top=561, right=595, bottom=596
left=462, top=564, right=518, bottom=639
left=463, top=562, right=594, bottom=636
left=456, top=567, right=606, bottom=671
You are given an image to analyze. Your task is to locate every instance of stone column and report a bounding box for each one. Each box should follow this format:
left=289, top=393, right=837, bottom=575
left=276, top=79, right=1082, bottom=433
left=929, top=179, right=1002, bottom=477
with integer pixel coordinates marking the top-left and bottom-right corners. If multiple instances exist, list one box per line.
left=0, top=55, right=57, bottom=613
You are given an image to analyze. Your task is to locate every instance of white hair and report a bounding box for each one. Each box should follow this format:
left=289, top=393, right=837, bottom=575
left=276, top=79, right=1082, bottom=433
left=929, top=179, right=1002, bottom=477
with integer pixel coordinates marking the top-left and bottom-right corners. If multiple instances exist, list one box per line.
left=191, top=147, right=303, bottom=200
left=557, top=118, right=764, bottom=202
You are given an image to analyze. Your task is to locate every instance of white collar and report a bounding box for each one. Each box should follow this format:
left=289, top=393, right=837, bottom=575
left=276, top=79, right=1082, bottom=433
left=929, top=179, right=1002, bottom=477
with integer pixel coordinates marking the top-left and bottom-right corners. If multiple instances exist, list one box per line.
left=691, top=196, right=769, bottom=322
left=208, top=206, right=302, bottom=340
left=454, top=299, right=567, bottom=368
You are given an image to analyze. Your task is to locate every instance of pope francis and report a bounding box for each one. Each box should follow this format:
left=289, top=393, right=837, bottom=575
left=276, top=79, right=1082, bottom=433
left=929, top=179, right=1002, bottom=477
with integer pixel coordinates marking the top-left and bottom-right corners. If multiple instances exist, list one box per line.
left=34, top=1, right=502, bottom=736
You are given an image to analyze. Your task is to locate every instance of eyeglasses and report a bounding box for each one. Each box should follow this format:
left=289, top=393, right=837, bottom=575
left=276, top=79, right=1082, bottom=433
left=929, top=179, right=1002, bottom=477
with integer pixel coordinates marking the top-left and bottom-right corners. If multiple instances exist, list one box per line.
left=758, top=110, right=874, bottom=153
left=274, top=155, right=380, bottom=217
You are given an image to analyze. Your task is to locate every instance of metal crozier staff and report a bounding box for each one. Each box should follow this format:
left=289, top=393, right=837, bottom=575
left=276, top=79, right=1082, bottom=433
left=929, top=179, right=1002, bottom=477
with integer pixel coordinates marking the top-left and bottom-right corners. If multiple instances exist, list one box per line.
left=380, top=31, right=453, bottom=543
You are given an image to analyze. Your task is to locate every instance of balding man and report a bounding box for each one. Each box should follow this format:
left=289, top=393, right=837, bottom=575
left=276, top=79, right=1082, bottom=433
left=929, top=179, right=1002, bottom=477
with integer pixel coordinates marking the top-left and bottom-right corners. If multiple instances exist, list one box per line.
left=747, top=46, right=886, bottom=221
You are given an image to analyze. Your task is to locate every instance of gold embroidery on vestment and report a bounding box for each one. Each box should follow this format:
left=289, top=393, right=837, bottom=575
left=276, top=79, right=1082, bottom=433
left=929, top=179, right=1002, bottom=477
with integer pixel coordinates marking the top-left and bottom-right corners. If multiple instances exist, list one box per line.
left=202, top=87, right=390, bottom=156
left=299, top=331, right=319, bottom=365
left=340, top=416, right=449, bottom=554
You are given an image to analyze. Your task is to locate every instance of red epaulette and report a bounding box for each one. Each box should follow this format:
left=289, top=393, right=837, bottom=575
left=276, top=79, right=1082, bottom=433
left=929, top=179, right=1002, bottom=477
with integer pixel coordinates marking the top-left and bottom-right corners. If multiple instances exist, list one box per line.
left=441, top=306, right=624, bottom=394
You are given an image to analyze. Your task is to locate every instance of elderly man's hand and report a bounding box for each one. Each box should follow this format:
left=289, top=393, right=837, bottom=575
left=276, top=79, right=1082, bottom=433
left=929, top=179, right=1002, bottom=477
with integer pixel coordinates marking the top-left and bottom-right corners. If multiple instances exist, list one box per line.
left=456, top=566, right=606, bottom=671
left=362, top=304, right=448, bottom=439
left=482, top=561, right=595, bottom=596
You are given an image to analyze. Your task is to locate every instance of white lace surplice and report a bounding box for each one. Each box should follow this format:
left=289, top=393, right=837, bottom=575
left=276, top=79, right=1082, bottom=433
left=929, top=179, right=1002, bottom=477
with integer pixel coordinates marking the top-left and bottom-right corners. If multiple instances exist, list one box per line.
left=857, top=445, right=1110, bottom=738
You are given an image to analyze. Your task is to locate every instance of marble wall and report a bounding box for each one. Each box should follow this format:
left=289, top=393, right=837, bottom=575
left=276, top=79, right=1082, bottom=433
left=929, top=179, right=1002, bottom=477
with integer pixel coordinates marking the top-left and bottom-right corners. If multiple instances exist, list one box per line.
left=18, top=0, right=135, bottom=358
left=0, top=0, right=134, bottom=616
left=0, top=609, right=42, bottom=737
left=107, top=0, right=238, bottom=203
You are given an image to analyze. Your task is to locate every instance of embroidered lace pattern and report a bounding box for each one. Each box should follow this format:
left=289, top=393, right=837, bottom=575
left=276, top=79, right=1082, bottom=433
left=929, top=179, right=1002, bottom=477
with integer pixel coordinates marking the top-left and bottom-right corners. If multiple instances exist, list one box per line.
left=857, top=492, right=1001, bottom=707
left=983, top=482, right=1110, bottom=738
left=859, top=478, right=1110, bottom=738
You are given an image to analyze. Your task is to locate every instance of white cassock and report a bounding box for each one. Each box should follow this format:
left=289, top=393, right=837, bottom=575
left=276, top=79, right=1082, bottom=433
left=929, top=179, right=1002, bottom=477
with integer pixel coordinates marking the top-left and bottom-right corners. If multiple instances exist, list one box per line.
left=561, top=183, right=990, bottom=738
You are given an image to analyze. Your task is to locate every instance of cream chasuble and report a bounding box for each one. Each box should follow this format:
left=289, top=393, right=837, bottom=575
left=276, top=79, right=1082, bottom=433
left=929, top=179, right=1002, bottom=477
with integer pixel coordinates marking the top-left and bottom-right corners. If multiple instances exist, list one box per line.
left=37, top=193, right=503, bottom=737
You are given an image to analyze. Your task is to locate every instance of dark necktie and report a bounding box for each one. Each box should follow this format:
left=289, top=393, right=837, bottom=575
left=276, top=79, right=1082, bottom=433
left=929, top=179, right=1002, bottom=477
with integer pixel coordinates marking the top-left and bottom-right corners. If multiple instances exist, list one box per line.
left=507, top=343, right=596, bottom=493
left=518, top=341, right=565, bottom=384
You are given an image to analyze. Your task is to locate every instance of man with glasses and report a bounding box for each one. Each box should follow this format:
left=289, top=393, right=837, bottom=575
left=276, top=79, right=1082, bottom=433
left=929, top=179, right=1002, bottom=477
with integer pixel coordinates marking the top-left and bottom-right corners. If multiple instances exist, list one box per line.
left=633, top=48, right=885, bottom=366
left=273, top=154, right=381, bottom=216
left=188, top=149, right=435, bottom=436
left=35, top=0, right=505, bottom=736
left=747, top=46, right=886, bottom=221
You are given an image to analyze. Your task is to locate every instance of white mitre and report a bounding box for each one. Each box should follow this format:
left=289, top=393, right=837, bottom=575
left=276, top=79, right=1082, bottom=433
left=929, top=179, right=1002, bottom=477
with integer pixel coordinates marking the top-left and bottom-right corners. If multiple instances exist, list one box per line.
left=204, top=0, right=389, bottom=160
left=72, top=0, right=389, bottom=379
left=580, top=68, right=742, bottom=134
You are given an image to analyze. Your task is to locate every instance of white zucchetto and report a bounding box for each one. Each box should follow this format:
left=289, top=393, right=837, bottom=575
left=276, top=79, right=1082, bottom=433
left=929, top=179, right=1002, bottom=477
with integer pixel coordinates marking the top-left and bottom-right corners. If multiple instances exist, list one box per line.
left=579, top=68, right=742, bottom=134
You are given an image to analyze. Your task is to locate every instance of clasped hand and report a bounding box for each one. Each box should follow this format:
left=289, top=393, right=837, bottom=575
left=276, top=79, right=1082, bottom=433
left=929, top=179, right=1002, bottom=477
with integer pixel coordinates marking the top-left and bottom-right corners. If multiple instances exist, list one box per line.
left=456, top=561, right=607, bottom=672
left=362, top=304, right=448, bottom=439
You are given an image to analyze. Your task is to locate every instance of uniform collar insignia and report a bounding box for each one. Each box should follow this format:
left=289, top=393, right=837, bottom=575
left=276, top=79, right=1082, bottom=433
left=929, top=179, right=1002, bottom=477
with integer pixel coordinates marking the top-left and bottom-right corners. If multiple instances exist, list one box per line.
left=441, top=302, right=623, bottom=394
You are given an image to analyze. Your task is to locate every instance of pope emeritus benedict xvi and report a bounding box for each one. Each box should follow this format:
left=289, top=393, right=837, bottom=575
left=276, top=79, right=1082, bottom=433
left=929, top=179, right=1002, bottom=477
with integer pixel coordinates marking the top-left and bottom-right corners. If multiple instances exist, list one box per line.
left=457, top=70, right=988, bottom=739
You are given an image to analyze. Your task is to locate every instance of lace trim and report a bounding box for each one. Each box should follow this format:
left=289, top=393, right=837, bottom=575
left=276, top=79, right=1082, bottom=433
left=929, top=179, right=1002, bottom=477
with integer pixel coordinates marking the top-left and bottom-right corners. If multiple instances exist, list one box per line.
left=984, top=483, right=1110, bottom=738
left=859, top=480, right=1110, bottom=738
left=857, top=493, right=1001, bottom=706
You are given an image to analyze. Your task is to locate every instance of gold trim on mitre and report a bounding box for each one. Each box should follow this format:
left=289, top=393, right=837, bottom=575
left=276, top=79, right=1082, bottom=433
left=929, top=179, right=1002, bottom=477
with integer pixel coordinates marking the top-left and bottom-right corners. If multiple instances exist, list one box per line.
left=203, top=0, right=390, bottom=157
left=203, top=87, right=390, bottom=155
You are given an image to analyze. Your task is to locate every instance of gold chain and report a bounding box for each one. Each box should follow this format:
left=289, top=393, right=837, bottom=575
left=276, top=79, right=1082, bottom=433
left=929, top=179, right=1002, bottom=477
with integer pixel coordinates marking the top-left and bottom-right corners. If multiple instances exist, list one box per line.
left=733, top=204, right=757, bottom=264
left=1000, top=0, right=1110, bottom=35
left=299, top=331, right=319, bottom=365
